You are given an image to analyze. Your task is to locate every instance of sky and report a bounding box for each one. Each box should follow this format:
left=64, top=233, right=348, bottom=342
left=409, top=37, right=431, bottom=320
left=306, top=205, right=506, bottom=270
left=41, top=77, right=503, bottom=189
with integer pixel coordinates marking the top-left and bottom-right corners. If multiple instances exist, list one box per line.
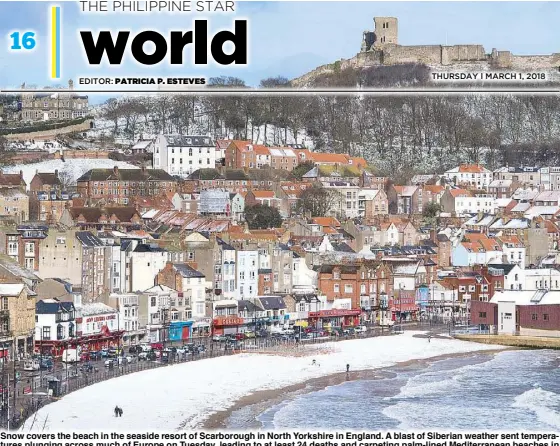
left=0, top=1, right=558, bottom=102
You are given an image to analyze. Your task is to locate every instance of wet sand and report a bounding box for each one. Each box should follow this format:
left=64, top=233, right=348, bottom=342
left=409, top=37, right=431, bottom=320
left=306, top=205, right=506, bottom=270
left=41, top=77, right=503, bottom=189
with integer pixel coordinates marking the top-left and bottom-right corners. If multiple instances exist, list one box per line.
left=202, top=347, right=509, bottom=429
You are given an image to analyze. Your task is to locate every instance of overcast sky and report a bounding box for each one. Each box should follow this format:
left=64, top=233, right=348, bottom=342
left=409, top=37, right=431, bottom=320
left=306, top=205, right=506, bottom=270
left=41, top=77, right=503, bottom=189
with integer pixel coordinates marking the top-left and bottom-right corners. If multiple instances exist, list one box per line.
left=0, top=1, right=557, bottom=101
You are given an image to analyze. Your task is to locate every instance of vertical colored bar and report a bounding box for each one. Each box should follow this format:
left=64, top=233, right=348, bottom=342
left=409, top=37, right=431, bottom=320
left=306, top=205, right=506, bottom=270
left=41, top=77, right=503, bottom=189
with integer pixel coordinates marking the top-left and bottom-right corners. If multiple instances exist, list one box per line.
left=51, top=6, right=60, bottom=79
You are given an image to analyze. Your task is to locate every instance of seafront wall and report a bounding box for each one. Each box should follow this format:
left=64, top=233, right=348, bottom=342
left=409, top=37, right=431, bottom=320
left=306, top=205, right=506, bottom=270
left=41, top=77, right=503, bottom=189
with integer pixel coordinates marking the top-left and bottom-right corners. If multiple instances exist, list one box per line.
left=455, top=334, right=560, bottom=349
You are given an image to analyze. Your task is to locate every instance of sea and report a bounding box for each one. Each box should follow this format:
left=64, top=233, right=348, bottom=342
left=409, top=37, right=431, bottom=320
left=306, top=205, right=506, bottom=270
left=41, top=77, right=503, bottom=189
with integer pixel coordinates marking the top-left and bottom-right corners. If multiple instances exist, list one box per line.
left=225, top=349, right=560, bottom=430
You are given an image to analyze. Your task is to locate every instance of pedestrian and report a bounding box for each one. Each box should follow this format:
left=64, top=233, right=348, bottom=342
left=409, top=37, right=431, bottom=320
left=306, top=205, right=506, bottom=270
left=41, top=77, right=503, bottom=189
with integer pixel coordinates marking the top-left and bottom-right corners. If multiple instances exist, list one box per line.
left=118, top=407, right=123, bottom=417
left=428, top=334, right=432, bottom=343
left=346, top=364, right=350, bottom=373
left=114, top=406, right=119, bottom=417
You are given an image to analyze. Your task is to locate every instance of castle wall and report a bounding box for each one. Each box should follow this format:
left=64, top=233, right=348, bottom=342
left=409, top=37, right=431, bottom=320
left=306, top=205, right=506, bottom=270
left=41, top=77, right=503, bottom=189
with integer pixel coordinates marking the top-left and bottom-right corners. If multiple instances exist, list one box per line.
left=383, top=45, right=442, bottom=65
left=356, top=51, right=383, bottom=67
left=441, top=45, right=486, bottom=65
left=509, top=54, right=560, bottom=70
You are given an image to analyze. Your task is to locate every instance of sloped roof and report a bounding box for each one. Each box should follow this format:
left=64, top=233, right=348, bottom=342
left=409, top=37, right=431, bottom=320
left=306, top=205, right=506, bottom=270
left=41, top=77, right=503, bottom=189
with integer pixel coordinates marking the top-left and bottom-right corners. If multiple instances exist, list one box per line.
left=77, top=168, right=174, bottom=182
left=258, top=296, right=286, bottom=310
left=164, top=135, right=213, bottom=147
left=75, top=231, right=104, bottom=247
left=34, top=172, right=61, bottom=186
left=173, top=263, right=205, bottom=278
left=36, top=299, right=74, bottom=314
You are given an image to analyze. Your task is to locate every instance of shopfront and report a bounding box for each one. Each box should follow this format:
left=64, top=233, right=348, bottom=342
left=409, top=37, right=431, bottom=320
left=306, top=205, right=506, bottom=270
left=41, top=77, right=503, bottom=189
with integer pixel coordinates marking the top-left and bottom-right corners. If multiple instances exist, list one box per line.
left=212, top=316, right=244, bottom=335
left=191, top=319, right=212, bottom=338
left=308, top=309, right=362, bottom=329
left=169, top=321, right=193, bottom=342
left=392, top=293, right=419, bottom=321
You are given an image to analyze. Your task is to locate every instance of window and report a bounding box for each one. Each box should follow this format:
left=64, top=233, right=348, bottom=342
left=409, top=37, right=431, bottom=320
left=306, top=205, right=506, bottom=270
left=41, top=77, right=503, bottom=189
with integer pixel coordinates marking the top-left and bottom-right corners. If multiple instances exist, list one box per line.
left=150, top=296, right=156, bottom=307
left=42, top=326, right=51, bottom=340
left=469, top=285, right=475, bottom=292
left=25, top=242, right=35, bottom=255
left=334, top=284, right=340, bottom=293
left=478, top=312, right=487, bottom=318
left=333, top=271, right=341, bottom=280
left=544, top=314, right=550, bottom=321
left=344, top=284, right=353, bottom=294
left=1, top=297, right=8, bottom=311
left=531, top=313, right=538, bottom=321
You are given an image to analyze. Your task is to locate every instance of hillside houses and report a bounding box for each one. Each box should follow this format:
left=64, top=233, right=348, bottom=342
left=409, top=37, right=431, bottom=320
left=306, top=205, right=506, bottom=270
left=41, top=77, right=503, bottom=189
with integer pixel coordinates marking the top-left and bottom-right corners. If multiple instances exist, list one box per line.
left=6, top=138, right=560, bottom=356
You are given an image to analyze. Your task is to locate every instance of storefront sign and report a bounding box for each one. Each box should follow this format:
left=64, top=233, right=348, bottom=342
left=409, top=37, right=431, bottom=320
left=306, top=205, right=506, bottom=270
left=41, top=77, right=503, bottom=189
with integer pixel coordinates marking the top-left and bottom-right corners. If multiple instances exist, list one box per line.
left=309, top=309, right=361, bottom=318
left=213, top=316, right=244, bottom=326
left=85, top=314, right=116, bottom=323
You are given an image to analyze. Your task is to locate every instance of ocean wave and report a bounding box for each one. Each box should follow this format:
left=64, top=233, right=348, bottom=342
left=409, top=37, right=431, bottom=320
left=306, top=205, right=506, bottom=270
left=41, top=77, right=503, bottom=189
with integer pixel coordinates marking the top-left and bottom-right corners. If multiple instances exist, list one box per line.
left=512, top=387, right=560, bottom=429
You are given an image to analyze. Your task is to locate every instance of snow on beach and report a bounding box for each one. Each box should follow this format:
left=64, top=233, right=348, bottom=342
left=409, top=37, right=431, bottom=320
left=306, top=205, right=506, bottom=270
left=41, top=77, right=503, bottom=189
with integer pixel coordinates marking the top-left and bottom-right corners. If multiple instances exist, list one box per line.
left=3, top=159, right=138, bottom=188
left=30, top=332, right=505, bottom=431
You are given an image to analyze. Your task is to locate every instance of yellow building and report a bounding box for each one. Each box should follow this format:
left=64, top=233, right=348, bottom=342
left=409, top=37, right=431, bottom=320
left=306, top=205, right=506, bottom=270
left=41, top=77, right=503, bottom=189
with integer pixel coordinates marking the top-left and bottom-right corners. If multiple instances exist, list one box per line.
left=0, top=283, right=35, bottom=360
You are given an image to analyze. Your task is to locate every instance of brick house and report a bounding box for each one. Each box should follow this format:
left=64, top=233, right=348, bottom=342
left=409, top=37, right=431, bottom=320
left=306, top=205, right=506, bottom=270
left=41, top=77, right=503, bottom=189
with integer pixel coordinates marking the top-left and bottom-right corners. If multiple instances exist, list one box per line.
left=76, top=166, right=176, bottom=205
left=225, top=140, right=255, bottom=169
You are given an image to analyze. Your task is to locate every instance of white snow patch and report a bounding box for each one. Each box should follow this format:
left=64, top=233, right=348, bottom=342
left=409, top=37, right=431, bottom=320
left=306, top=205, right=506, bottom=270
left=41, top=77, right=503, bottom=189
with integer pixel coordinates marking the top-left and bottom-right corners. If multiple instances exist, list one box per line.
left=29, top=332, right=505, bottom=431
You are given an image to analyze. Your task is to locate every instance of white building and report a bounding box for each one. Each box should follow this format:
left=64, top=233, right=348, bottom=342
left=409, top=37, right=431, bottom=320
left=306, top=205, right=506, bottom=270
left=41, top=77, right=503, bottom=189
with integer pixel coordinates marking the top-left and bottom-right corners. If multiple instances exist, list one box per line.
left=35, top=299, right=76, bottom=343
left=292, top=256, right=318, bottom=288
left=128, top=244, right=168, bottom=292
left=444, top=164, right=493, bottom=189
left=218, top=239, right=237, bottom=300
left=237, top=250, right=258, bottom=300
left=322, top=183, right=359, bottom=218
left=108, top=293, right=142, bottom=345
left=523, top=268, right=560, bottom=291
left=153, top=135, right=215, bottom=177
left=79, top=302, right=120, bottom=336
left=142, top=284, right=175, bottom=343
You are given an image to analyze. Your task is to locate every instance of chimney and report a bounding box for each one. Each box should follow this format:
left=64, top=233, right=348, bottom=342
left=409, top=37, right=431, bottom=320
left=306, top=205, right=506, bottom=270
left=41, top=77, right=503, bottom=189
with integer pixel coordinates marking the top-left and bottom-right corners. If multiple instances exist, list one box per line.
left=35, top=169, right=39, bottom=175
left=54, top=169, right=58, bottom=177
left=113, top=166, right=119, bottom=175
left=19, top=170, right=23, bottom=179
left=141, top=165, right=146, bottom=173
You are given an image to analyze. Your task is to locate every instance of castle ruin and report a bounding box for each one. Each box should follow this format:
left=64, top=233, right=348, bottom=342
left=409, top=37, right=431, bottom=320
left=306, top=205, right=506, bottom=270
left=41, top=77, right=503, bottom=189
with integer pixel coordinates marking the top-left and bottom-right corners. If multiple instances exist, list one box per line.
left=359, top=17, right=560, bottom=70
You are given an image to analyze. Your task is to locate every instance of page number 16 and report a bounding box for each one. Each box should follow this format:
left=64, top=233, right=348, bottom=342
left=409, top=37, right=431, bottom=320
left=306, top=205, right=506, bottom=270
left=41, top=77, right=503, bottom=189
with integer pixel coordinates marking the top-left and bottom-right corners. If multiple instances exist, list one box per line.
left=9, top=31, right=36, bottom=50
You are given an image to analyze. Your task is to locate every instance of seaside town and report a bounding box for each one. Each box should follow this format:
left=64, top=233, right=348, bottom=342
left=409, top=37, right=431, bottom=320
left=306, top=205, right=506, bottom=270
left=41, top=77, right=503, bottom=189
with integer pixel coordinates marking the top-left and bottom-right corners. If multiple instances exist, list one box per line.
left=1, top=83, right=560, bottom=428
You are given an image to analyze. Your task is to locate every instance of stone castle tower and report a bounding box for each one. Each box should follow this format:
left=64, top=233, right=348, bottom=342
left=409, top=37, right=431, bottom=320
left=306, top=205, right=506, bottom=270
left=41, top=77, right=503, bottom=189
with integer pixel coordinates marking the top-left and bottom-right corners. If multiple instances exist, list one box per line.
left=362, top=17, right=398, bottom=52
left=373, top=17, right=398, bottom=47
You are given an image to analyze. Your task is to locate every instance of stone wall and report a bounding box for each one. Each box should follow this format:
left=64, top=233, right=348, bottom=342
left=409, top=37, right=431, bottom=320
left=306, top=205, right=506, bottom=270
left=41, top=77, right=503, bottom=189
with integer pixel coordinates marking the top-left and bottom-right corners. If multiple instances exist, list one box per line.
left=383, top=44, right=442, bottom=65
left=441, top=45, right=486, bottom=65
left=4, top=119, right=92, bottom=141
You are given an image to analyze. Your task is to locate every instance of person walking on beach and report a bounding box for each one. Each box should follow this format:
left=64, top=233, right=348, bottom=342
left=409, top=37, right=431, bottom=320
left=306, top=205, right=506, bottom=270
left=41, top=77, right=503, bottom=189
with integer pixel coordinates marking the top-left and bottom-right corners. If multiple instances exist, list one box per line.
left=114, top=406, right=119, bottom=417
left=346, top=364, right=350, bottom=373
left=118, top=407, right=123, bottom=417
left=428, top=334, right=432, bottom=343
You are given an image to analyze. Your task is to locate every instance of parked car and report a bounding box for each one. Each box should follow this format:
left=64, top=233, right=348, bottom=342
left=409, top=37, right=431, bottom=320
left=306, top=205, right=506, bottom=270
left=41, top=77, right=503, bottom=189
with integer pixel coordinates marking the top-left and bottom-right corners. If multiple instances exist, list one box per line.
left=243, top=331, right=256, bottom=339
left=213, top=334, right=227, bottom=342
left=355, top=326, right=368, bottom=333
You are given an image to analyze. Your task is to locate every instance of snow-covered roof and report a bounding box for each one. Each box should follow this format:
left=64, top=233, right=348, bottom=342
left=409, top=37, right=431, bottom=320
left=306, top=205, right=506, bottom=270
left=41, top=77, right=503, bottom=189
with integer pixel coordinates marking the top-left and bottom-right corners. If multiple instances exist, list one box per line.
left=0, top=283, right=25, bottom=296
left=491, top=289, right=560, bottom=306
left=80, top=302, right=116, bottom=316
left=3, top=159, right=138, bottom=189
left=511, top=202, right=531, bottom=213
left=142, top=209, right=160, bottom=219
left=524, top=206, right=560, bottom=218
